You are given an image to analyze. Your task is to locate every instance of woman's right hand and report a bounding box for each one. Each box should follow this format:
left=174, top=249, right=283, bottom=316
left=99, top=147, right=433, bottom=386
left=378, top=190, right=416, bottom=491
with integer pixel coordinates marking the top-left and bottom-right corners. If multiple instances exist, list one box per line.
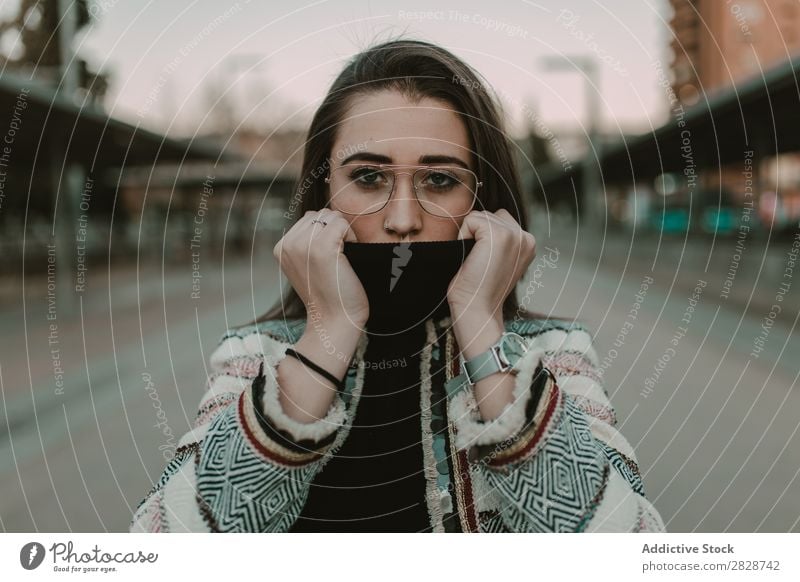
left=273, top=209, right=369, bottom=327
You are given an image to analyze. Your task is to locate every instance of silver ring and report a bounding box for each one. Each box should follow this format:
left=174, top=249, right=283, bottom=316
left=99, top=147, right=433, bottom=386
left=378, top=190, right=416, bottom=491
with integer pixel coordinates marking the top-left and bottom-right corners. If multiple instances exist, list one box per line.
left=311, top=218, right=328, bottom=227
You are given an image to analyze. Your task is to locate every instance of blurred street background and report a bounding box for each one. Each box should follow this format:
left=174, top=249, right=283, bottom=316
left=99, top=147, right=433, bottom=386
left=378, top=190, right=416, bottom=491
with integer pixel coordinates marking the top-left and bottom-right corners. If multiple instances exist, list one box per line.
left=0, top=0, right=799, bottom=532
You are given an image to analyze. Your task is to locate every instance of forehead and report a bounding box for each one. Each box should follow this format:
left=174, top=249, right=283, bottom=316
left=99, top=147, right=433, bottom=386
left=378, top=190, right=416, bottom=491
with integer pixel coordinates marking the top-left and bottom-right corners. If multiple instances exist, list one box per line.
left=334, top=90, right=471, bottom=154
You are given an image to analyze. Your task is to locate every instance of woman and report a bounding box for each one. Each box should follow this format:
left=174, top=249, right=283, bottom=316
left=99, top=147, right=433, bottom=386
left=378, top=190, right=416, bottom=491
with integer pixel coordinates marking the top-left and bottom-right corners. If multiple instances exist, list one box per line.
left=130, top=37, right=666, bottom=533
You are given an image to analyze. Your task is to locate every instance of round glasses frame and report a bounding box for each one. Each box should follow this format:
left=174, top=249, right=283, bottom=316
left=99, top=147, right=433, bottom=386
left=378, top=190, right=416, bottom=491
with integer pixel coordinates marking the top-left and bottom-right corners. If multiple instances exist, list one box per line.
left=323, top=162, right=483, bottom=217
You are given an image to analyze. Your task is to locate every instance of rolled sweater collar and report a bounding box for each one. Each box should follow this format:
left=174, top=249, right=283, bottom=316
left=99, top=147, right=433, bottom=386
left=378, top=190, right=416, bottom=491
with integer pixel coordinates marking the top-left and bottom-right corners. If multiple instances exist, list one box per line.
left=343, top=239, right=476, bottom=338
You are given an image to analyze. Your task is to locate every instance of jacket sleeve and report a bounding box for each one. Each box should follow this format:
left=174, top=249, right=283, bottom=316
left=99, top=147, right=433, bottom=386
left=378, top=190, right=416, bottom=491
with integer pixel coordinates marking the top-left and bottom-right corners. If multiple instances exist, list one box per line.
left=448, top=323, right=667, bottom=532
left=129, top=326, right=356, bottom=532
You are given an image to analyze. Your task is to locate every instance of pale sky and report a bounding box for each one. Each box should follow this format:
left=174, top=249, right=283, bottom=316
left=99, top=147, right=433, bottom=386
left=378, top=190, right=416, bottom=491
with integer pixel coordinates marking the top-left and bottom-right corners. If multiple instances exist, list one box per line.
left=71, top=0, right=674, bottom=139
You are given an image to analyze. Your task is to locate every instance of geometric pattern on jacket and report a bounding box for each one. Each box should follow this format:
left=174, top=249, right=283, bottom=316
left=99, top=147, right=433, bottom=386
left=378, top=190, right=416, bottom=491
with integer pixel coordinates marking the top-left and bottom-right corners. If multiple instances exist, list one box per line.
left=129, top=315, right=667, bottom=533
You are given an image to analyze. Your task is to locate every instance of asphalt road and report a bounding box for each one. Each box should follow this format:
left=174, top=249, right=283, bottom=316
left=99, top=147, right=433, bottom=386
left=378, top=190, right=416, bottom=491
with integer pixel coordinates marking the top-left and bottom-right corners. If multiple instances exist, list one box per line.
left=1, top=228, right=797, bottom=532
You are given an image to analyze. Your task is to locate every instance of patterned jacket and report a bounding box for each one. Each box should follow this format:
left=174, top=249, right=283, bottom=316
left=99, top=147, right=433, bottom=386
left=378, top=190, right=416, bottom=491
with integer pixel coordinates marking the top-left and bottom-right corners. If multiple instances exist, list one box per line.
left=129, top=315, right=666, bottom=532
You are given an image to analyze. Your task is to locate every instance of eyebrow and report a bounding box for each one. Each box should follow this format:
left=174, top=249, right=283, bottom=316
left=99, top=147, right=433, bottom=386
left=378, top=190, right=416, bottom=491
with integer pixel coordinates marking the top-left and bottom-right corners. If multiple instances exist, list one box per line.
left=338, top=152, right=470, bottom=170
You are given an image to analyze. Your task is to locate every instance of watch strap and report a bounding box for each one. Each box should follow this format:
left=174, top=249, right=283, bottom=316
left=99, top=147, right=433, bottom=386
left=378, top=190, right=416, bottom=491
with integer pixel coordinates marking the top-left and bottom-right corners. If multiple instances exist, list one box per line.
left=462, top=346, right=503, bottom=385
left=444, top=332, right=530, bottom=402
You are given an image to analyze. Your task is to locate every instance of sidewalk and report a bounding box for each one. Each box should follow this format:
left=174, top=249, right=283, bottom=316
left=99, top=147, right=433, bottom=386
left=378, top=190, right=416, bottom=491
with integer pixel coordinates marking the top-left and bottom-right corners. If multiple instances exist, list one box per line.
left=0, top=249, right=278, bottom=441
left=533, top=221, right=799, bottom=330
left=0, top=249, right=283, bottom=531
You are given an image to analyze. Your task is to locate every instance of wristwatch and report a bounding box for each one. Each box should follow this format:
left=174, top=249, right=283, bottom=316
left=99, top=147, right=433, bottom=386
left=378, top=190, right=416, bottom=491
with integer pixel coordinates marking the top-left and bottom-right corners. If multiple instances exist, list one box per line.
left=444, top=331, right=529, bottom=402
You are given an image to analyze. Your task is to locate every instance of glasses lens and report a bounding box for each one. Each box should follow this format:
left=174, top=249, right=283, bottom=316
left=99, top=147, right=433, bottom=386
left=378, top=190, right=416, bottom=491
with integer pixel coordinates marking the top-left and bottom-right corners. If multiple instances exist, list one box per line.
left=326, top=164, right=479, bottom=217
left=328, top=165, right=392, bottom=215
left=414, top=167, right=477, bottom=218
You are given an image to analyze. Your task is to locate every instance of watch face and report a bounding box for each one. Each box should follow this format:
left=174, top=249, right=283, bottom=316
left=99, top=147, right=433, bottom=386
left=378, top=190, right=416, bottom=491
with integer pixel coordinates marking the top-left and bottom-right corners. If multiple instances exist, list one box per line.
left=499, top=332, right=528, bottom=366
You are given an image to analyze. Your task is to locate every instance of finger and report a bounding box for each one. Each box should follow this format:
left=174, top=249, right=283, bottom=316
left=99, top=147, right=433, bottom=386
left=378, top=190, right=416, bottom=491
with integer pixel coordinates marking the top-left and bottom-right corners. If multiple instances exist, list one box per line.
left=461, top=210, right=513, bottom=244
left=483, top=210, right=521, bottom=235
left=308, top=209, right=327, bottom=226
left=308, top=209, right=336, bottom=239
left=456, top=210, right=486, bottom=240
left=490, top=209, right=532, bottom=251
left=318, top=210, right=358, bottom=243
left=343, top=223, right=358, bottom=242
left=297, top=210, right=320, bottom=231
left=494, top=208, right=522, bottom=228
left=274, top=214, right=308, bottom=259
left=314, top=208, right=342, bottom=230
left=272, top=237, right=284, bottom=261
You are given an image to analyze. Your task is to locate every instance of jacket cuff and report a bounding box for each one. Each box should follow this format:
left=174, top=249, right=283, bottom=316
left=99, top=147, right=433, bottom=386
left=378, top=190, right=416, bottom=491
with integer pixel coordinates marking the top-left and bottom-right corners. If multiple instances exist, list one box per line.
left=257, top=348, right=347, bottom=444
left=449, top=344, right=547, bottom=451
left=471, top=371, right=558, bottom=471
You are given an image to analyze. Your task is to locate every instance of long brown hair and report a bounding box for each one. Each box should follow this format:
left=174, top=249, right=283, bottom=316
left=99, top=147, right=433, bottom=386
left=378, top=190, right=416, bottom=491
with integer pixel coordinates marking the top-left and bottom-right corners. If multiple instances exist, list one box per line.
left=251, top=36, right=554, bottom=325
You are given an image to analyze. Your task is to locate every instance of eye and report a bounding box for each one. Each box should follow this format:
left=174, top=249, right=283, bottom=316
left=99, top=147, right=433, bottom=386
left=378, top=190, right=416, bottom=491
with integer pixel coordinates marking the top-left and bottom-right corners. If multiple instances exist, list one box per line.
left=420, top=169, right=458, bottom=191
left=348, top=166, right=389, bottom=189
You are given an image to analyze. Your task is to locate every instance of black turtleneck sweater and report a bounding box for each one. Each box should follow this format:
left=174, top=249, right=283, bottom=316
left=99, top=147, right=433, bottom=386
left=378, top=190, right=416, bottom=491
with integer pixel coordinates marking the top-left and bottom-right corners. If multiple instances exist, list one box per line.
left=288, top=240, right=474, bottom=532
left=288, top=320, right=433, bottom=532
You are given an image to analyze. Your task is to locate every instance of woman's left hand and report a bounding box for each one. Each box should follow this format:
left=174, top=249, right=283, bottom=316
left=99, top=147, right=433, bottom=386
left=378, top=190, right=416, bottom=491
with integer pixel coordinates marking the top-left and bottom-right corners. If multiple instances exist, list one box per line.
left=447, top=209, right=536, bottom=322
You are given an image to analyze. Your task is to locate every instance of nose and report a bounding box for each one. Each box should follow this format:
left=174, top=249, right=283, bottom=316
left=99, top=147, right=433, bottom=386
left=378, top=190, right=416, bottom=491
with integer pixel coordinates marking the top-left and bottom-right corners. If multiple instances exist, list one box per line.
left=381, top=172, right=422, bottom=240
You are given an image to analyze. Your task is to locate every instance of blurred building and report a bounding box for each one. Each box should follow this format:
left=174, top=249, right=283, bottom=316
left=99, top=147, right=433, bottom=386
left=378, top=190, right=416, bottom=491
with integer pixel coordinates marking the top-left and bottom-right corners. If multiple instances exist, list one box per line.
left=0, top=72, right=227, bottom=281
left=667, top=0, right=800, bottom=231
left=671, top=0, right=800, bottom=106
left=115, top=128, right=303, bottom=262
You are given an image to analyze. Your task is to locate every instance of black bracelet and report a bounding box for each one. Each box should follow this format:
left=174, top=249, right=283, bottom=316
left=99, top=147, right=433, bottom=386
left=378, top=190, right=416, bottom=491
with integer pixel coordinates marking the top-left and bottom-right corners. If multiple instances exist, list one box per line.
left=284, top=347, right=345, bottom=391
left=524, top=362, right=552, bottom=425
left=251, top=362, right=339, bottom=453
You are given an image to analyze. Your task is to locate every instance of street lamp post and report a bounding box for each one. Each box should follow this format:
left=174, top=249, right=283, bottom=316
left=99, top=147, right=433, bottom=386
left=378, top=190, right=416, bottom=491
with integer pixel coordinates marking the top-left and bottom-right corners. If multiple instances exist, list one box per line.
left=217, top=54, right=269, bottom=132
left=51, top=0, right=85, bottom=315
left=539, top=55, right=603, bottom=228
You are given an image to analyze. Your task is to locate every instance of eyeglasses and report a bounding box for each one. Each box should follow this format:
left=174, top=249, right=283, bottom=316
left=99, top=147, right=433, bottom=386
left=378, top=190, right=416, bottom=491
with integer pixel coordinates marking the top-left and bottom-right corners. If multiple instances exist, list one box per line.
left=323, top=163, right=483, bottom=218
